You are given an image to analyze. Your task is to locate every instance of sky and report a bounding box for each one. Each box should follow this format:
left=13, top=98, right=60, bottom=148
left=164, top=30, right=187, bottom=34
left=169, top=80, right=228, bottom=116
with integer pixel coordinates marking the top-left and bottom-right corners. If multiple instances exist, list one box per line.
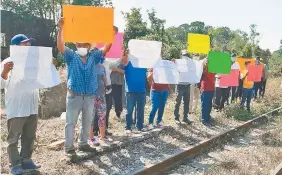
left=111, top=0, right=282, bottom=52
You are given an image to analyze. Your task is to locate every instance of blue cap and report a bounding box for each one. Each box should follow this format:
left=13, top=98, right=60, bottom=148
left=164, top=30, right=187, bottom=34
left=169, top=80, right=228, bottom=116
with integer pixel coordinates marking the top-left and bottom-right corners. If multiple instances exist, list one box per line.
left=11, top=34, right=35, bottom=45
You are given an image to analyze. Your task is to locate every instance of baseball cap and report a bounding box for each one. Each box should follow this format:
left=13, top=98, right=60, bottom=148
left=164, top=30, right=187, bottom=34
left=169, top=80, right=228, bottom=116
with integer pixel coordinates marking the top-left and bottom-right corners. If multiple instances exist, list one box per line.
left=181, top=50, right=188, bottom=55
left=11, top=34, right=35, bottom=45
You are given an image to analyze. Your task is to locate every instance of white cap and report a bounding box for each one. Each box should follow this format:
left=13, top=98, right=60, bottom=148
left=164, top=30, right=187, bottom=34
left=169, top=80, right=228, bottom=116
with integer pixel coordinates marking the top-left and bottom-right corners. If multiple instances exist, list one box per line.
left=181, top=50, right=188, bottom=55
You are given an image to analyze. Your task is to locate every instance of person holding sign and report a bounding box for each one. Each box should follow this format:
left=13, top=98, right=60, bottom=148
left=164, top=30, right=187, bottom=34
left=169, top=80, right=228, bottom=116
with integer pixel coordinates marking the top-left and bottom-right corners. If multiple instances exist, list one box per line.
left=122, top=49, right=147, bottom=135
left=240, top=61, right=254, bottom=111
left=1, top=34, right=56, bottom=174
left=253, top=57, right=264, bottom=100
left=200, top=59, right=215, bottom=125
left=214, top=74, right=229, bottom=111
left=147, top=69, right=170, bottom=129
left=226, top=55, right=240, bottom=104
left=173, top=51, right=193, bottom=124
left=57, top=17, right=114, bottom=159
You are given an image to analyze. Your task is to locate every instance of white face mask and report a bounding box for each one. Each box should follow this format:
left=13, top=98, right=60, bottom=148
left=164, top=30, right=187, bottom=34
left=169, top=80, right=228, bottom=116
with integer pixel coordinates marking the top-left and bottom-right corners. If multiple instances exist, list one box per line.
left=77, top=48, right=88, bottom=56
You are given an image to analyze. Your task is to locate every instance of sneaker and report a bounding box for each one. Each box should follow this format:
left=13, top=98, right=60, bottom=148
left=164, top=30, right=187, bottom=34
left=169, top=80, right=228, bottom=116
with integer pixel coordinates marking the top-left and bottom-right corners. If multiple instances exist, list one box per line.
left=100, top=136, right=113, bottom=142
left=105, top=130, right=113, bottom=136
left=78, top=144, right=97, bottom=152
left=148, top=124, right=154, bottom=130
left=65, top=149, right=78, bottom=161
left=175, top=118, right=181, bottom=124
left=183, top=118, right=193, bottom=125
left=89, top=137, right=100, bottom=146
left=22, top=160, right=41, bottom=170
left=157, top=121, right=165, bottom=128
left=125, top=130, right=131, bottom=135
left=10, top=166, right=25, bottom=175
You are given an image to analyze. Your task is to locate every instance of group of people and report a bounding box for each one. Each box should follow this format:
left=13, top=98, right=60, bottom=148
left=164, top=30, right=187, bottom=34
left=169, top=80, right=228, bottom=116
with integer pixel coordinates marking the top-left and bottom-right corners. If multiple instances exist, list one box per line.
left=1, top=16, right=269, bottom=175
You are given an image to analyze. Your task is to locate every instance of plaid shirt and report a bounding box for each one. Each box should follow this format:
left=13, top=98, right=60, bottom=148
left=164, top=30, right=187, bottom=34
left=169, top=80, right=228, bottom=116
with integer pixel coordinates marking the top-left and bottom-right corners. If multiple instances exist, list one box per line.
left=63, top=47, right=103, bottom=95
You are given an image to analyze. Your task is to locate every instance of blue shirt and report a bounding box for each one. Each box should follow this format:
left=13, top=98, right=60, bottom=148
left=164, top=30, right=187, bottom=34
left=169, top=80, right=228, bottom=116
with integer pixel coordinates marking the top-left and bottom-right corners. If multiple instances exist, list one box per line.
left=124, top=62, right=147, bottom=93
left=63, top=47, right=103, bottom=95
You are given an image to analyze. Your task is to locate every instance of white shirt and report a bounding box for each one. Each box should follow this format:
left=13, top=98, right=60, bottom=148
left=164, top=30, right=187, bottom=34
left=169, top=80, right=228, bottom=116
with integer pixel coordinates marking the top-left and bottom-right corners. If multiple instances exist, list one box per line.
left=215, top=74, right=228, bottom=88
left=1, top=57, right=39, bottom=119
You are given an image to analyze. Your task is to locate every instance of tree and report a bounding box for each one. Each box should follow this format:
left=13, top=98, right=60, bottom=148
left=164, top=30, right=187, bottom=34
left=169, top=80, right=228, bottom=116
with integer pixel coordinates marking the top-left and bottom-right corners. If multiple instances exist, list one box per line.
left=249, top=24, right=260, bottom=56
left=122, top=8, right=148, bottom=48
left=210, top=27, right=234, bottom=52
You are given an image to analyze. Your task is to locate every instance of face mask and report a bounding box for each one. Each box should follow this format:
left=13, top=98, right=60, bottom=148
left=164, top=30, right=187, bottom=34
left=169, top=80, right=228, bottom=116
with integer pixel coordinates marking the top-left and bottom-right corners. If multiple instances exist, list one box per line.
left=256, top=60, right=259, bottom=64
left=194, top=56, right=200, bottom=60
left=77, top=48, right=88, bottom=56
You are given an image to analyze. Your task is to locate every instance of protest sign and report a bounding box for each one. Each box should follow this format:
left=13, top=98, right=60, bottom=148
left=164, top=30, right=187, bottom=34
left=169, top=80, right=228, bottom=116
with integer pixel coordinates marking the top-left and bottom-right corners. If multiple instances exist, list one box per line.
left=187, top=33, right=210, bottom=54
left=128, top=39, right=162, bottom=68
left=219, top=69, right=239, bottom=87
left=153, top=60, right=179, bottom=84
left=208, top=51, right=231, bottom=74
left=248, top=65, right=263, bottom=82
left=96, top=33, right=124, bottom=58
left=63, top=5, right=114, bottom=43
left=176, top=58, right=204, bottom=84
left=236, top=58, right=256, bottom=71
left=9, top=46, right=61, bottom=90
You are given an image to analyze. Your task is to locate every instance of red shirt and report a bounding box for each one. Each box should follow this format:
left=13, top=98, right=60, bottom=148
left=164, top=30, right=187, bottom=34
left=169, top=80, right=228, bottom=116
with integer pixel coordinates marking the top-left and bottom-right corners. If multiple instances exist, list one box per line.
left=200, top=68, right=215, bottom=92
left=149, top=68, right=169, bottom=91
left=151, top=82, right=169, bottom=91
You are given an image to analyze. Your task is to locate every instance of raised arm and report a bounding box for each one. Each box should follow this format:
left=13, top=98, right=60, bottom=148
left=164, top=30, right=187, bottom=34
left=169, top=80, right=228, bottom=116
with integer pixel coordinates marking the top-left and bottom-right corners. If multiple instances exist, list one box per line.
left=57, top=17, right=66, bottom=55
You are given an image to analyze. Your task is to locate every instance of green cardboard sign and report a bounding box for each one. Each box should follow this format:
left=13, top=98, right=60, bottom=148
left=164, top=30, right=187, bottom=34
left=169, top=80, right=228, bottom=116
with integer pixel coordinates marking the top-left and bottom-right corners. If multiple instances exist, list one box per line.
left=208, top=51, right=231, bottom=74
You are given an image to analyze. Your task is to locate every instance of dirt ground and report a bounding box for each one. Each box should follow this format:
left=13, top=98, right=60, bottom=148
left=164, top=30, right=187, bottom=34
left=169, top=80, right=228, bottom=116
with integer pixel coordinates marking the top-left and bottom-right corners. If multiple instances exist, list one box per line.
left=168, top=116, right=282, bottom=175
left=0, top=77, right=281, bottom=174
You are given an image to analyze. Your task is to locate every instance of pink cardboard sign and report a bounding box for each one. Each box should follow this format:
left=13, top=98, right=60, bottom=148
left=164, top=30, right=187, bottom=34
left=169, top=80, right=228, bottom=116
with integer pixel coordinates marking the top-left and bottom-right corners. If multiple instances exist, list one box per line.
left=248, top=65, right=263, bottom=82
left=96, top=33, right=124, bottom=58
left=219, top=69, right=239, bottom=87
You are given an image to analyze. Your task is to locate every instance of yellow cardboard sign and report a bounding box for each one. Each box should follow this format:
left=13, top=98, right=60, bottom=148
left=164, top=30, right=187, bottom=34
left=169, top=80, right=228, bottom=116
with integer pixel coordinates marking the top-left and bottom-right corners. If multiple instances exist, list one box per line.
left=63, top=5, right=114, bottom=43
left=187, top=33, right=211, bottom=54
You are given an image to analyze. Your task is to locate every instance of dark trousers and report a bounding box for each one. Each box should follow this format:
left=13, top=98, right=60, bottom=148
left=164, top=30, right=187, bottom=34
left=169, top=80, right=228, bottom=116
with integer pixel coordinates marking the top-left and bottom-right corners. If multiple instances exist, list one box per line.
left=260, top=79, right=267, bottom=97
left=237, top=80, right=243, bottom=99
left=254, top=81, right=263, bottom=99
left=93, top=93, right=112, bottom=135
left=112, top=84, right=123, bottom=117
left=7, top=115, right=38, bottom=167
left=174, top=85, right=190, bottom=120
left=215, top=87, right=229, bottom=110
left=201, top=91, right=214, bottom=123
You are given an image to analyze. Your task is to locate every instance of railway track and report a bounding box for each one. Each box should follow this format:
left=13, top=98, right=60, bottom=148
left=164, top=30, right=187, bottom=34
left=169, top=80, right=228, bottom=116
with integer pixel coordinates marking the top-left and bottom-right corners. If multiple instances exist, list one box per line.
left=272, top=162, right=282, bottom=175
left=131, top=106, right=282, bottom=175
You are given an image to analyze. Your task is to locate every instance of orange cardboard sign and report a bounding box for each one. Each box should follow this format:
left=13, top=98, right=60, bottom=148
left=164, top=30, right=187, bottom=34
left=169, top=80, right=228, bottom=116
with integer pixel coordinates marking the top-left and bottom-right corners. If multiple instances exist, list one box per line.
left=235, top=58, right=256, bottom=71
left=62, top=5, right=114, bottom=43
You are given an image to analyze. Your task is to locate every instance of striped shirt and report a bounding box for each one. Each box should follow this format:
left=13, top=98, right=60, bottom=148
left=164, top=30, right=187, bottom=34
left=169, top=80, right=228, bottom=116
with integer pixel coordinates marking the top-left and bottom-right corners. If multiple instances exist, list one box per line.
left=63, top=47, right=103, bottom=95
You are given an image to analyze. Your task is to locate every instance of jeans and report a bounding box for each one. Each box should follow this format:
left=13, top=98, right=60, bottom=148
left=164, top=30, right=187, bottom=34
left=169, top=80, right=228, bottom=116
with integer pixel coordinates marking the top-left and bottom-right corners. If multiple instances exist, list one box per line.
left=201, top=91, right=214, bottom=123
left=240, top=88, right=252, bottom=111
left=174, top=84, right=190, bottom=120
left=65, top=93, right=94, bottom=151
left=112, top=84, right=123, bottom=117
left=7, top=115, right=38, bottom=167
left=149, top=90, right=169, bottom=124
left=215, top=87, right=228, bottom=110
left=125, top=92, right=146, bottom=130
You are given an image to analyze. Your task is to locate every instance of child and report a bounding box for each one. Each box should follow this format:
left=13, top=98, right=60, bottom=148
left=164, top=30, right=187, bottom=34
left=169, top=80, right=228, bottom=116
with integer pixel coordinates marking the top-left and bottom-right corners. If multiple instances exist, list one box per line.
left=89, top=63, right=112, bottom=145
left=240, top=61, right=254, bottom=111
